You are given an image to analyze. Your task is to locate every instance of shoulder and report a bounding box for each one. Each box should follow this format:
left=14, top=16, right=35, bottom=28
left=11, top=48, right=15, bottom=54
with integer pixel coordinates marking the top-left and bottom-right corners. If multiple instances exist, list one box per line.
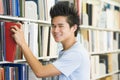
left=66, top=41, right=88, bottom=55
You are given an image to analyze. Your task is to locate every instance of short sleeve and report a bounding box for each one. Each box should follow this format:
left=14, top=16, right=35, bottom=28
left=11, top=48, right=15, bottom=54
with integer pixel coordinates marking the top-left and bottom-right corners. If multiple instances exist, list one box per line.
left=52, top=50, right=81, bottom=77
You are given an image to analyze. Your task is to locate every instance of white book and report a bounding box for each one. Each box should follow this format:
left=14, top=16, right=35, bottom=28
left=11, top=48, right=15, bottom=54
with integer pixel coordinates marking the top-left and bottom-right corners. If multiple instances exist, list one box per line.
left=37, top=0, right=45, bottom=20
left=45, top=0, right=55, bottom=21
left=99, top=63, right=106, bottom=75
left=28, top=23, right=38, bottom=58
left=25, top=1, right=38, bottom=19
left=21, top=22, right=29, bottom=60
left=90, top=56, right=100, bottom=78
left=41, top=26, right=49, bottom=58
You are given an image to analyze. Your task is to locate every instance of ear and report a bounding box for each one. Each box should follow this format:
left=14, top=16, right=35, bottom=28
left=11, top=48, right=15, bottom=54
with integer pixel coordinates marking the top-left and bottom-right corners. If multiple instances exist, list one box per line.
left=71, top=24, right=77, bottom=32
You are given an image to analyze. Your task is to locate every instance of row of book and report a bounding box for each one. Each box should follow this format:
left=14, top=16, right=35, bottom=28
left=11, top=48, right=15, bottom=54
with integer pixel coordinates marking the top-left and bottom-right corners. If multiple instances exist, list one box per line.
left=80, top=0, right=120, bottom=52
left=0, top=0, right=72, bottom=20
left=0, top=0, right=22, bottom=16
left=0, top=20, right=58, bottom=62
left=90, top=53, right=120, bottom=79
left=0, top=21, right=21, bottom=62
left=0, top=60, right=58, bottom=80
left=0, top=63, right=28, bottom=80
left=0, top=0, right=58, bottom=20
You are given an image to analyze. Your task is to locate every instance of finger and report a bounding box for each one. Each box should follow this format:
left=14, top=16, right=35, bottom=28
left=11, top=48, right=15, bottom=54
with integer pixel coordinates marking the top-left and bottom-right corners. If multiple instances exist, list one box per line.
left=16, top=22, right=23, bottom=30
left=11, top=25, right=19, bottom=31
left=11, top=27, right=17, bottom=33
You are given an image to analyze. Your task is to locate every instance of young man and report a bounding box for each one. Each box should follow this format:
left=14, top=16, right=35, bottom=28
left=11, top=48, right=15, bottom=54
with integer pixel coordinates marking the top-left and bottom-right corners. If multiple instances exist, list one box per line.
left=11, top=2, right=90, bottom=80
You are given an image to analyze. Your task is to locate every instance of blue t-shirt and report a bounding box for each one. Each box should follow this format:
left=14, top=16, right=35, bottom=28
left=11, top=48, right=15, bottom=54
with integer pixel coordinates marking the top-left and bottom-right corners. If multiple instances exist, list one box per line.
left=52, top=41, right=90, bottom=80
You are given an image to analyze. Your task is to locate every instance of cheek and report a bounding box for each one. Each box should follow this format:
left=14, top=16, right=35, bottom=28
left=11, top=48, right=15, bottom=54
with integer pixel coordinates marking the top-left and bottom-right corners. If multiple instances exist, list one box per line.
left=51, top=29, right=54, bottom=34
left=63, top=28, right=71, bottom=34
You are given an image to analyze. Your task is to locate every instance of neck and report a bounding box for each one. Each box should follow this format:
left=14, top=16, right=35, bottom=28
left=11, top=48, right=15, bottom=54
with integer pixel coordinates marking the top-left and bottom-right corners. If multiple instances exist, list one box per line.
left=62, top=37, right=76, bottom=50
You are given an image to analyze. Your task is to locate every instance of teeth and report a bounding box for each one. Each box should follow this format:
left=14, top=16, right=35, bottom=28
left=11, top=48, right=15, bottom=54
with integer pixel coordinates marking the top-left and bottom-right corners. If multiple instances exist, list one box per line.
left=55, top=34, right=61, bottom=38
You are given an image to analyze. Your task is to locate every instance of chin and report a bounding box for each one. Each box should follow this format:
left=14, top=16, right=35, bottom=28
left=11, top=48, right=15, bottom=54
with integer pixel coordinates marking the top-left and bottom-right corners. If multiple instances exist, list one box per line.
left=55, top=40, right=60, bottom=42
left=54, top=39, right=61, bottom=42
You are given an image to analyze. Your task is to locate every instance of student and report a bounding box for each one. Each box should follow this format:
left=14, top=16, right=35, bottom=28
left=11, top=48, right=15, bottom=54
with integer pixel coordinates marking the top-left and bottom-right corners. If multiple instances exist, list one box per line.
left=11, top=2, right=90, bottom=80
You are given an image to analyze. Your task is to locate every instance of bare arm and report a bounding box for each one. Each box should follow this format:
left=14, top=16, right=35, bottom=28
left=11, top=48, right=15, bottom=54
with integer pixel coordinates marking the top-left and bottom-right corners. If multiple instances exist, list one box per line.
left=11, top=24, right=61, bottom=78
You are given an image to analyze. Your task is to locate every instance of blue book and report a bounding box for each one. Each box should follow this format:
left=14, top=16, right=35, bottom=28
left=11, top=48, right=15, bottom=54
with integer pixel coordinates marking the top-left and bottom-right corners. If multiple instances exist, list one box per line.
left=16, top=0, right=20, bottom=16
left=4, top=66, right=10, bottom=80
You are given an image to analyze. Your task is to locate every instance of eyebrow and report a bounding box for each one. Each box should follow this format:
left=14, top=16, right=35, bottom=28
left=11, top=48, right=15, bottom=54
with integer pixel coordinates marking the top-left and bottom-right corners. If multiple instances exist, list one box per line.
left=51, top=23, right=64, bottom=26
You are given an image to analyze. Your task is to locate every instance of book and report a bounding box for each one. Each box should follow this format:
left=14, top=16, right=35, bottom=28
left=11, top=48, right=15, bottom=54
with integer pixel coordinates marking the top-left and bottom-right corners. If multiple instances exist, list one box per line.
left=0, top=67, right=4, bottom=80
left=28, top=23, right=39, bottom=58
left=37, top=0, right=45, bottom=20
left=0, top=22, right=3, bottom=61
left=0, top=22, right=6, bottom=61
left=38, top=25, right=42, bottom=57
left=0, top=0, right=4, bottom=14
left=25, top=0, right=37, bottom=19
left=2, top=0, right=7, bottom=15
left=41, top=25, right=49, bottom=58
left=99, top=55, right=108, bottom=74
left=19, top=0, right=25, bottom=17
left=5, top=22, right=20, bottom=62
left=86, top=3, right=92, bottom=26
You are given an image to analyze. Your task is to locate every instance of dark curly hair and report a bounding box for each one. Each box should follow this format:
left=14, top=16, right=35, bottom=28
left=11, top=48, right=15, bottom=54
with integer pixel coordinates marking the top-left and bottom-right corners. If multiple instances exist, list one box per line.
left=50, top=2, right=80, bottom=37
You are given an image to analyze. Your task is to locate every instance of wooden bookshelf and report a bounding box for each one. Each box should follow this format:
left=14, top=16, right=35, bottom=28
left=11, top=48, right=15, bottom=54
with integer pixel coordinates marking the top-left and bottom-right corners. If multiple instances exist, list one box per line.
left=0, top=0, right=120, bottom=80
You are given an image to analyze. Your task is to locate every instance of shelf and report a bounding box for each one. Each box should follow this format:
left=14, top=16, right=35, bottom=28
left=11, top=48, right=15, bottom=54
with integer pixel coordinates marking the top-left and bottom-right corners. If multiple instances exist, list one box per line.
left=13, top=56, right=58, bottom=63
left=0, top=61, right=13, bottom=64
left=0, top=15, right=51, bottom=25
left=80, top=25, right=120, bottom=32
left=1, top=15, right=120, bottom=33
left=87, top=0, right=100, bottom=5
left=86, top=0, right=120, bottom=7
left=90, top=50, right=120, bottom=55
left=91, top=70, right=120, bottom=80
left=101, top=0, right=120, bottom=7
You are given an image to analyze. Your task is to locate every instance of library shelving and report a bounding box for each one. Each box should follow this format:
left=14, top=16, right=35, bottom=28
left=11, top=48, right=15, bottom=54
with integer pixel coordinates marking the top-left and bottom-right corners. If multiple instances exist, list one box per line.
left=79, top=0, right=120, bottom=80
left=0, top=0, right=120, bottom=80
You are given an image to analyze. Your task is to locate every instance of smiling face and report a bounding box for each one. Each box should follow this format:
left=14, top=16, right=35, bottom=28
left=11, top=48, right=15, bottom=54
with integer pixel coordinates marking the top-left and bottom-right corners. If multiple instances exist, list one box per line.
left=51, top=16, right=76, bottom=43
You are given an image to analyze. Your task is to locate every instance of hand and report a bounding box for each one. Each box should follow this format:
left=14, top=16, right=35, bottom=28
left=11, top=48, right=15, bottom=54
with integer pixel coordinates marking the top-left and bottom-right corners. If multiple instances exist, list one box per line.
left=11, top=23, right=26, bottom=47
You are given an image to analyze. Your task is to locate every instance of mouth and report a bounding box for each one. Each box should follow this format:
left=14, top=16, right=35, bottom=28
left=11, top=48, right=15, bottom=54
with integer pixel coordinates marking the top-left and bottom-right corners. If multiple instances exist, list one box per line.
left=54, top=33, right=62, bottom=38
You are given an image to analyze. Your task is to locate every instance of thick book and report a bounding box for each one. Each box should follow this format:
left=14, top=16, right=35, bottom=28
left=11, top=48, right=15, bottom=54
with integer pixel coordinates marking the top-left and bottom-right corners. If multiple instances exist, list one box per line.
left=5, top=22, right=20, bottom=62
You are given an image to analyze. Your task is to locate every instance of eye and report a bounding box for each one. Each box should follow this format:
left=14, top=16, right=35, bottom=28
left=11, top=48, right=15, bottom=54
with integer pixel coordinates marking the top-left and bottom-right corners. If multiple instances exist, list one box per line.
left=59, top=25, right=64, bottom=28
left=51, top=25, right=56, bottom=28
